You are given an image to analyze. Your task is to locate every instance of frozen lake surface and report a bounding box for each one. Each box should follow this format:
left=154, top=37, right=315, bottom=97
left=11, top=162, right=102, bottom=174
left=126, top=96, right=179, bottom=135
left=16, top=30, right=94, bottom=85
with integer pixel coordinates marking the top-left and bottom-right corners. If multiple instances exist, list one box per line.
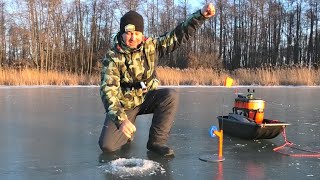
left=0, top=86, right=319, bottom=179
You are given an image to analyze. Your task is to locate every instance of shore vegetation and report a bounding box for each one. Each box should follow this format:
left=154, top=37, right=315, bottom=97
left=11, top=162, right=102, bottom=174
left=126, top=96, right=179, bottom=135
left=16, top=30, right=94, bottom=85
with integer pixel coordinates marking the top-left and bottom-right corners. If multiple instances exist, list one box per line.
left=1, top=67, right=319, bottom=86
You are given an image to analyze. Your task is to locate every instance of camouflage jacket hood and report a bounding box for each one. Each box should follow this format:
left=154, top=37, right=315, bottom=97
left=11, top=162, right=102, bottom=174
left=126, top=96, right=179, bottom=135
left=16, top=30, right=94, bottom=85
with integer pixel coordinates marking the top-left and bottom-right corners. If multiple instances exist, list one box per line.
left=100, top=10, right=207, bottom=127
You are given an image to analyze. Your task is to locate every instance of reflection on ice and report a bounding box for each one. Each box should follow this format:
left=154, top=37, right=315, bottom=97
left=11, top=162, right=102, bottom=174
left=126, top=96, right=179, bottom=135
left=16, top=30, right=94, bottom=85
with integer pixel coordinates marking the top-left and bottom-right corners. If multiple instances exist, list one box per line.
left=99, top=158, right=165, bottom=178
left=235, top=144, right=247, bottom=147
left=304, top=122, right=318, bottom=126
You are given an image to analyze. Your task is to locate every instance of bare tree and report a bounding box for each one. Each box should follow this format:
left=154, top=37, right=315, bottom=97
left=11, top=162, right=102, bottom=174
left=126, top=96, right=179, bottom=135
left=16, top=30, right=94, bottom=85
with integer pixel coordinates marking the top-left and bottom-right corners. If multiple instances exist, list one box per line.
left=0, top=1, right=5, bottom=68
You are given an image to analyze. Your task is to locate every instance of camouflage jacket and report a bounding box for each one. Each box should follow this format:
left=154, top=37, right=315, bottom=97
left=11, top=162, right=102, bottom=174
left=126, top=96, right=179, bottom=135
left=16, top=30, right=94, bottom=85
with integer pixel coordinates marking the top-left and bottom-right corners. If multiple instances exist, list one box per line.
left=100, top=10, right=207, bottom=127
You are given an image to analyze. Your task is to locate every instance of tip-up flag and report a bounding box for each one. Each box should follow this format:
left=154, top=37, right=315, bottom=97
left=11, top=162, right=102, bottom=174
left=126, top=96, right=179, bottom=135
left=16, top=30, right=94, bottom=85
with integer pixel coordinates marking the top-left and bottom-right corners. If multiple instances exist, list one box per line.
left=224, top=77, right=233, bottom=87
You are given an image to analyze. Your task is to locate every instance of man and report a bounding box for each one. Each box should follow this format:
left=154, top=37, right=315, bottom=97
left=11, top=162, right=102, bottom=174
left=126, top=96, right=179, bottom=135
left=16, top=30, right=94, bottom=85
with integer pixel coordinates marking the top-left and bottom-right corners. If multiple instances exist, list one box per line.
left=99, top=3, right=216, bottom=156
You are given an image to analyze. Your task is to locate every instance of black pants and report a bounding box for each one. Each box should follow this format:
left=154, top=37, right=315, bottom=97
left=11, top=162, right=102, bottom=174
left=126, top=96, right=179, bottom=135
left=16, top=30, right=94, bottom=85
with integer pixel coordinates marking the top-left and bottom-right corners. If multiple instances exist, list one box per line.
left=99, top=88, right=179, bottom=152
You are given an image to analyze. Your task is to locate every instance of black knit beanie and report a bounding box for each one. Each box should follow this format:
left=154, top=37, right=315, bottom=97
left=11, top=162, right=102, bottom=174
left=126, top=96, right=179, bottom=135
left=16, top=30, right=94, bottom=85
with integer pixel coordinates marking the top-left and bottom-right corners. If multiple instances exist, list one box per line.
left=120, top=11, right=144, bottom=34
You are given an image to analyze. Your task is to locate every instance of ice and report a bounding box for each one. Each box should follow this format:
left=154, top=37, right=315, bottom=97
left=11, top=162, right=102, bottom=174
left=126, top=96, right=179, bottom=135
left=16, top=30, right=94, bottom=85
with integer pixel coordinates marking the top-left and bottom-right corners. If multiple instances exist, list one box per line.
left=99, top=158, right=165, bottom=178
left=235, top=144, right=247, bottom=147
left=304, top=122, right=318, bottom=126
left=2, top=87, right=320, bottom=179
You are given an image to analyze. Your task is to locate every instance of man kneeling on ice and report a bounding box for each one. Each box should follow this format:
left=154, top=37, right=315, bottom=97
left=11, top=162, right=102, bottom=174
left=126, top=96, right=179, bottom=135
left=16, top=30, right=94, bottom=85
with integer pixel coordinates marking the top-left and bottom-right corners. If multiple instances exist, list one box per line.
left=99, top=3, right=216, bottom=156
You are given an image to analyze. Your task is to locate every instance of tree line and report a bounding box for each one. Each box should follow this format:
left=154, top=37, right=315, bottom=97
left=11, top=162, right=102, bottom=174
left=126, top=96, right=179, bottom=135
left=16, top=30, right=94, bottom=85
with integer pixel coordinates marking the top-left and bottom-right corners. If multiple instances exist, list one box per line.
left=0, top=0, right=319, bottom=75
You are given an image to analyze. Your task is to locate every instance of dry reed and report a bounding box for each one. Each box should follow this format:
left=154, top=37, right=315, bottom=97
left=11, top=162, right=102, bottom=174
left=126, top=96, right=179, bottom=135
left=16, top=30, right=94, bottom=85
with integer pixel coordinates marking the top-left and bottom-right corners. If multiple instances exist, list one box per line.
left=0, top=67, right=319, bottom=86
left=0, top=69, right=99, bottom=86
left=234, top=67, right=319, bottom=86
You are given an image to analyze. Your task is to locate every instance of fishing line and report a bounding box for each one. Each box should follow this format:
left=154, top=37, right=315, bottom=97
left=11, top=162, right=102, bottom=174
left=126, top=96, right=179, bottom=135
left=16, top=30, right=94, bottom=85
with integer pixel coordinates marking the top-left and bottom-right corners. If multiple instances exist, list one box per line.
left=221, top=96, right=224, bottom=131
left=273, top=127, right=320, bottom=157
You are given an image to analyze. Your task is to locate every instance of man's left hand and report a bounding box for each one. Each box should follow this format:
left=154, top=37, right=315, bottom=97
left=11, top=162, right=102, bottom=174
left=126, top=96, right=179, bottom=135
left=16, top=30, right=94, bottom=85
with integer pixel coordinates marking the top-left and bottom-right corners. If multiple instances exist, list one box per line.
left=201, top=3, right=216, bottom=18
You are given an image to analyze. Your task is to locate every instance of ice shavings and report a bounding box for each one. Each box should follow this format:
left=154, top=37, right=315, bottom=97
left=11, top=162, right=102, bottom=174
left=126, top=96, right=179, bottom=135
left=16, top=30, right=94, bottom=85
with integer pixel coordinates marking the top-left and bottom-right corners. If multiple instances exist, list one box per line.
left=99, top=158, right=165, bottom=178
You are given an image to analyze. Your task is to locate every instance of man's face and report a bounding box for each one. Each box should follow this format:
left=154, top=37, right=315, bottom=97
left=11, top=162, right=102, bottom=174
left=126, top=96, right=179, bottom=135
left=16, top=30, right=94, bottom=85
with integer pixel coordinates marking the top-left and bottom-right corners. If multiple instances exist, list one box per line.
left=122, top=31, right=143, bottom=49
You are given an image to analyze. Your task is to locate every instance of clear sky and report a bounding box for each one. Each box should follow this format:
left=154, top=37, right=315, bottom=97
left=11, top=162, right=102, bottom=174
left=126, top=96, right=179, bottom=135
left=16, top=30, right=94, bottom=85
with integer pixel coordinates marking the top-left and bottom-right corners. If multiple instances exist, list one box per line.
left=182, top=0, right=215, bottom=12
left=188, top=0, right=202, bottom=9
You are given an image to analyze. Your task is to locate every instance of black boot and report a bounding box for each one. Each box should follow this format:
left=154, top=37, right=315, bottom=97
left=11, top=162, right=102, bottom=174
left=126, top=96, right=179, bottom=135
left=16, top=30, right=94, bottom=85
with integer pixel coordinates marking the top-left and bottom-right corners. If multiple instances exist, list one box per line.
left=147, top=142, right=174, bottom=156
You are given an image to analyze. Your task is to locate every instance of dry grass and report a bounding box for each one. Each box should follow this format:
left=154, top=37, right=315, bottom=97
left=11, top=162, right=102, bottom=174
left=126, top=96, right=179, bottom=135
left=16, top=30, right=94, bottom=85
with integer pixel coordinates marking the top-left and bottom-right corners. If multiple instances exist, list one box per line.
left=234, top=67, right=320, bottom=86
left=0, top=69, right=100, bottom=86
left=1, top=67, right=319, bottom=86
left=156, top=67, right=229, bottom=86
